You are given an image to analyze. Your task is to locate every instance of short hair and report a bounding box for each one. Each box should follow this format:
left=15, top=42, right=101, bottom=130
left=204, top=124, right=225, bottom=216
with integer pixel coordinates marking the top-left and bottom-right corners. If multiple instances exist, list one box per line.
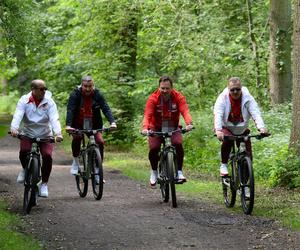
left=31, top=79, right=45, bottom=89
left=228, top=77, right=241, bottom=85
left=159, top=75, right=173, bottom=86
left=81, top=75, right=93, bottom=82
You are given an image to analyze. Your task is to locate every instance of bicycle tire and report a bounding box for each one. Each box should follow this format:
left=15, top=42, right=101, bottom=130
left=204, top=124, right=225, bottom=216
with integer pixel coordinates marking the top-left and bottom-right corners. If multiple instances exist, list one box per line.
left=166, top=152, right=177, bottom=208
left=90, top=147, right=104, bottom=200
left=159, top=162, right=169, bottom=202
left=23, top=157, right=39, bottom=214
left=75, top=151, right=88, bottom=197
left=240, top=156, right=254, bottom=215
left=223, top=159, right=237, bottom=208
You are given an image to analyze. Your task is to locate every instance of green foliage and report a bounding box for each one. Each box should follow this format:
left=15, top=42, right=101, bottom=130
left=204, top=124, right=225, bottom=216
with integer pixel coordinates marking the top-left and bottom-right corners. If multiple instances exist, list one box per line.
left=0, top=91, right=18, bottom=115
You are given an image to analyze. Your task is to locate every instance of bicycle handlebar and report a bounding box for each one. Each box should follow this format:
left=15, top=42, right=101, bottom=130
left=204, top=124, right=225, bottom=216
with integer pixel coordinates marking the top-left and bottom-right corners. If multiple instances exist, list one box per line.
left=67, top=127, right=111, bottom=136
left=8, top=132, right=56, bottom=143
left=141, top=128, right=193, bottom=137
left=223, top=133, right=271, bottom=141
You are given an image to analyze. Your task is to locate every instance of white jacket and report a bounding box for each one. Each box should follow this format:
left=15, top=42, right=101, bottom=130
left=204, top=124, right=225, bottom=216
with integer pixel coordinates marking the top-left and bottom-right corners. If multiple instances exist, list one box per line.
left=11, top=91, right=62, bottom=138
left=213, top=86, right=265, bottom=135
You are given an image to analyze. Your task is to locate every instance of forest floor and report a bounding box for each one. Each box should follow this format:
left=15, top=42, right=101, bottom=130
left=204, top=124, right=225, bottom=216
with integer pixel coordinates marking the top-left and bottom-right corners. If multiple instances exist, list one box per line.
left=0, top=134, right=299, bottom=250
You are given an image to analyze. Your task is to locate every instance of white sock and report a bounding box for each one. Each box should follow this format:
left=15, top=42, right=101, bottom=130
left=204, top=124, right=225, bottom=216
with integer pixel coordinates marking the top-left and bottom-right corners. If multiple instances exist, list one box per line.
left=73, top=157, right=79, bottom=165
left=221, top=163, right=228, bottom=168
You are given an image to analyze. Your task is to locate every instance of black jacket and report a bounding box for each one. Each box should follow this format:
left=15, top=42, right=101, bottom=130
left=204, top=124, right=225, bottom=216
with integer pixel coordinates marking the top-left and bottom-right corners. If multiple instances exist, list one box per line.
left=66, top=87, right=115, bottom=129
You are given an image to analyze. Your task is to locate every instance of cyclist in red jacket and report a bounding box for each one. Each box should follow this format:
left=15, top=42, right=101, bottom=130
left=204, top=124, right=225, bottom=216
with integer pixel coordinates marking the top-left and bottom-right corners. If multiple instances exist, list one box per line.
left=142, top=76, right=193, bottom=187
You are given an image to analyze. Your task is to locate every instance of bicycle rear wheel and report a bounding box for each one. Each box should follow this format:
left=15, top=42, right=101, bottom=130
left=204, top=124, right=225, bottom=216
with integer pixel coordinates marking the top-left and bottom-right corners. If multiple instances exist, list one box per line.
left=166, top=152, right=177, bottom=208
left=75, top=151, right=88, bottom=197
left=90, top=147, right=104, bottom=200
left=240, top=156, right=254, bottom=215
left=23, top=157, right=39, bottom=214
left=223, top=160, right=237, bottom=208
left=158, top=162, right=169, bottom=202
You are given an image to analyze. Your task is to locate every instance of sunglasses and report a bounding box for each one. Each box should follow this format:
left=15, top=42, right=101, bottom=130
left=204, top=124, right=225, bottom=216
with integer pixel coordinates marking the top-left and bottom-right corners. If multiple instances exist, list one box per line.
left=35, top=87, right=47, bottom=91
left=160, top=87, right=171, bottom=90
left=229, top=88, right=241, bottom=93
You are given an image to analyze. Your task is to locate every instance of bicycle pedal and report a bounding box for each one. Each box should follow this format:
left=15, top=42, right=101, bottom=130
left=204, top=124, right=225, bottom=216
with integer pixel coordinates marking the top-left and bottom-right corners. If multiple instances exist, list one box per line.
left=175, top=179, right=186, bottom=184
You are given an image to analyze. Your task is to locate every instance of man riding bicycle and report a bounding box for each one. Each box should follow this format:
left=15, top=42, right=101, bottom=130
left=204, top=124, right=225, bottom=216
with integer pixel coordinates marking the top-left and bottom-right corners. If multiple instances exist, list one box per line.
left=142, top=75, right=193, bottom=187
left=65, top=75, right=117, bottom=176
left=10, top=79, right=63, bottom=197
left=213, top=77, right=268, bottom=176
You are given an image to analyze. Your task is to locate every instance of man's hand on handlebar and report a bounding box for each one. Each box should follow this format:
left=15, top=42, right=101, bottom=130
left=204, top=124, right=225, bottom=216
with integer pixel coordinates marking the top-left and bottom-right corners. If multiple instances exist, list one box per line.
left=259, top=128, right=268, bottom=135
left=186, top=124, right=193, bottom=131
left=66, top=126, right=76, bottom=133
left=110, top=122, right=117, bottom=130
left=55, top=134, right=63, bottom=142
left=216, top=130, right=224, bottom=141
left=141, top=129, right=149, bottom=135
left=10, top=128, right=19, bottom=137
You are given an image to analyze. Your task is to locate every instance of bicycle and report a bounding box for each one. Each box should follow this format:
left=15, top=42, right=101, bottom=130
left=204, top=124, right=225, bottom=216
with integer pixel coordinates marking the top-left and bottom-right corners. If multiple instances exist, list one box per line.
left=144, top=128, right=191, bottom=208
left=221, top=133, right=270, bottom=215
left=10, top=133, right=55, bottom=214
left=67, top=128, right=110, bottom=200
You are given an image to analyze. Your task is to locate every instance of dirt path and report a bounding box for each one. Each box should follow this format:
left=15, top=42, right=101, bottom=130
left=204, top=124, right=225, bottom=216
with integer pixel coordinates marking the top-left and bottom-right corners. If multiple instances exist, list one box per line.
left=0, top=134, right=299, bottom=250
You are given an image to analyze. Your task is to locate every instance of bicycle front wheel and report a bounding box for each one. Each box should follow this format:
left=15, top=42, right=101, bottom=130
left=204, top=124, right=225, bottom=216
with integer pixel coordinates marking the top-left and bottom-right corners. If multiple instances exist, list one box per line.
left=223, top=160, right=237, bottom=208
left=166, top=152, right=177, bottom=208
left=158, top=162, right=169, bottom=202
left=90, top=147, right=104, bottom=200
left=23, top=157, right=39, bottom=214
left=240, top=156, right=254, bottom=215
left=76, top=151, right=88, bottom=197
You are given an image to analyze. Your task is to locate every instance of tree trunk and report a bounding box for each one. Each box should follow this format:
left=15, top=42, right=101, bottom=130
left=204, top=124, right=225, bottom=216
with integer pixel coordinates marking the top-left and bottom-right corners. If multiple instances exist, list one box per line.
left=290, top=0, right=300, bottom=155
left=269, top=0, right=292, bottom=105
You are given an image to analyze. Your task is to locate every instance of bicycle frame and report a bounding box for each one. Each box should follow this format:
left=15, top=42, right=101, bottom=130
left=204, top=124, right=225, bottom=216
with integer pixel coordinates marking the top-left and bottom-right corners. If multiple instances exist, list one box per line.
left=159, top=136, right=177, bottom=180
left=228, top=140, right=248, bottom=191
left=24, top=142, right=41, bottom=186
left=79, top=132, right=99, bottom=178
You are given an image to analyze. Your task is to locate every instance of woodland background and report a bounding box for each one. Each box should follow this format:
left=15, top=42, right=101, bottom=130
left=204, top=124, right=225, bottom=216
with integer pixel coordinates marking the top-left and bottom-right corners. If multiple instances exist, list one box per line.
left=1, top=0, right=300, bottom=189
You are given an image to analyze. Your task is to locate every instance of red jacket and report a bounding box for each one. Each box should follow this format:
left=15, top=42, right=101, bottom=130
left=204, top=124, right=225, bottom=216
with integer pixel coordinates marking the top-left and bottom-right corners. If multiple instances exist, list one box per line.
left=142, top=89, right=192, bottom=130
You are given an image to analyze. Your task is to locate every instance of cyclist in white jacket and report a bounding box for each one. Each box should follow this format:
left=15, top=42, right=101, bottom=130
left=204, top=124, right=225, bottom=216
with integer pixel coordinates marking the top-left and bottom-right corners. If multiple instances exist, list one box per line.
left=10, top=79, right=63, bottom=197
left=213, top=77, right=267, bottom=176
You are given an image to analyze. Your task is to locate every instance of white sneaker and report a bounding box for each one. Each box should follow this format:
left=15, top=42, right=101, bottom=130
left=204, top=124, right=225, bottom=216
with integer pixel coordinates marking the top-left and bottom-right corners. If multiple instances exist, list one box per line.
left=39, top=183, right=48, bottom=198
left=17, top=169, right=25, bottom=183
left=150, top=170, right=158, bottom=186
left=177, top=170, right=186, bottom=182
left=70, top=158, right=79, bottom=175
left=244, top=187, right=250, bottom=198
left=220, top=164, right=229, bottom=176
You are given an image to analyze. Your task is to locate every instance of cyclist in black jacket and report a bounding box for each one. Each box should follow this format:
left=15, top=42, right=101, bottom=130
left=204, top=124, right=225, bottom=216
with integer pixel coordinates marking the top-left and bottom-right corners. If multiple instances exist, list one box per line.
left=66, top=75, right=117, bottom=175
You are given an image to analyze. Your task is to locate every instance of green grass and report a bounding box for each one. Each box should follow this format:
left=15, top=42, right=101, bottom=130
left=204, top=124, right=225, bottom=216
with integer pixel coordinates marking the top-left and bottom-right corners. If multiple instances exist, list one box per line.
left=0, top=202, right=42, bottom=250
left=105, top=149, right=300, bottom=231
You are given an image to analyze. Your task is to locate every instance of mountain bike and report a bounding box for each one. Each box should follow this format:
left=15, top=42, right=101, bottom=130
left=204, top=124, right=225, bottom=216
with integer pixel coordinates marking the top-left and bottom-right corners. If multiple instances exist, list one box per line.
left=221, top=133, right=270, bottom=215
left=67, top=128, right=109, bottom=200
left=10, top=133, right=55, bottom=214
left=144, top=128, right=191, bottom=208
